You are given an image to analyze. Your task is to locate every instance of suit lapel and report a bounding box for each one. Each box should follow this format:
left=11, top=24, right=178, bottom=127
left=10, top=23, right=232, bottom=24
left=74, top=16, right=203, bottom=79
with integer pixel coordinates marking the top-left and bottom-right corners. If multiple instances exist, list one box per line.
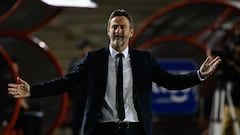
left=129, top=48, right=137, bottom=96
left=100, top=47, right=110, bottom=96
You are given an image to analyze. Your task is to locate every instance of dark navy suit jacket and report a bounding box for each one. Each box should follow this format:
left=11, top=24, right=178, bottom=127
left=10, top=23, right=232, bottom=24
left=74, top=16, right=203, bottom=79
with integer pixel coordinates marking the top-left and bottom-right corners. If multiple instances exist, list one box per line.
left=30, top=47, right=202, bottom=135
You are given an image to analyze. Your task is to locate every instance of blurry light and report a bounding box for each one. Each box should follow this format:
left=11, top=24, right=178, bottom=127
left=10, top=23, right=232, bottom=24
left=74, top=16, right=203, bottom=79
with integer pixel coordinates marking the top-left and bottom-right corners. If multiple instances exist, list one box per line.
left=41, top=0, right=98, bottom=8
left=228, top=1, right=240, bottom=9
left=32, top=37, right=49, bottom=49
left=39, top=41, right=48, bottom=49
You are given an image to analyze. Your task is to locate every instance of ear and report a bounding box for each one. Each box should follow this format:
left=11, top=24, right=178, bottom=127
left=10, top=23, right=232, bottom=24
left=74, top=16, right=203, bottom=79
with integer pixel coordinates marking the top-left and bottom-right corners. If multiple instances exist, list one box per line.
left=107, top=26, right=110, bottom=36
left=130, top=28, right=134, bottom=37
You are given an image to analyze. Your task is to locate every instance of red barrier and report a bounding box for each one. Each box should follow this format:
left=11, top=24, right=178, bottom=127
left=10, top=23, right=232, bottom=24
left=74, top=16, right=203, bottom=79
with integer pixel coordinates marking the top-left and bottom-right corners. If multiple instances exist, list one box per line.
left=0, top=33, right=68, bottom=135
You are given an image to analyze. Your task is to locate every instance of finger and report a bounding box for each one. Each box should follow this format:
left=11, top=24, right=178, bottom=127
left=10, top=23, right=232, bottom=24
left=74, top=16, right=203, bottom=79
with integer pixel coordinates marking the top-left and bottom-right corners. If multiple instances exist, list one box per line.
left=8, top=83, right=18, bottom=88
left=209, top=56, right=221, bottom=67
left=18, top=77, right=26, bottom=84
left=13, top=95, right=22, bottom=98
left=8, top=91, right=18, bottom=95
left=9, top=91, right=20, bottom=98
left=203, top=56, right=211, bottom=65
left=8, top=87, right=17, bottom=92
left=211, top=56, right=220, bottom=63
left=8, top=91, right=22, bottom=98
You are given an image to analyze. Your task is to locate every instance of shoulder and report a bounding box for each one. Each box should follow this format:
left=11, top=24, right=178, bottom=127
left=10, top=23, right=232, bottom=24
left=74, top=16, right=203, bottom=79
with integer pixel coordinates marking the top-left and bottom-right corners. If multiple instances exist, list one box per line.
left=129, top=47, right=152, bottom=58
left=85, top=47, right=109, bottom=62
left=88, top=47, right=108, bottom=55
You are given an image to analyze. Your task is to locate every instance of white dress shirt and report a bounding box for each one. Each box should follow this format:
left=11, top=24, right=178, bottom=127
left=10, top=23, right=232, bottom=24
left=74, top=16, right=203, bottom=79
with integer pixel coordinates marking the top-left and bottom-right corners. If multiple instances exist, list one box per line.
left=98, top=45, right=139, bottom=123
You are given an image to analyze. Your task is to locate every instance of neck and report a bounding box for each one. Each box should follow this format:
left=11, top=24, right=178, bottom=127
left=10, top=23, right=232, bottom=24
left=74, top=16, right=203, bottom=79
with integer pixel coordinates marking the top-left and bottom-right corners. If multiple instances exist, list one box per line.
left=111, top=44, right=128, bottom=53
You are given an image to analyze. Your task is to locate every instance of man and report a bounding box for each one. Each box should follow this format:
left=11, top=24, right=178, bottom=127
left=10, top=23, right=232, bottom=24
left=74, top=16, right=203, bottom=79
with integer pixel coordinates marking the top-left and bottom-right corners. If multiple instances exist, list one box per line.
left=68, top=39, right=92, bottom=72
left=8, top=9, right=221, bottom=135
left=68, top=39, right=92, bottom=135
left=221, top=34, right=240, bottom=135
left=221, top=19, right=240, bottom=135
left=206, top=19, right=240, bottom=135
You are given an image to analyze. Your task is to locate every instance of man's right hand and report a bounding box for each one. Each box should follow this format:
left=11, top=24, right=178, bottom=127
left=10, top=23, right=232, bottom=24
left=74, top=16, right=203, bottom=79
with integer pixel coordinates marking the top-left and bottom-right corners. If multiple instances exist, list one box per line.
left=8, top=77, right=30, bottom=98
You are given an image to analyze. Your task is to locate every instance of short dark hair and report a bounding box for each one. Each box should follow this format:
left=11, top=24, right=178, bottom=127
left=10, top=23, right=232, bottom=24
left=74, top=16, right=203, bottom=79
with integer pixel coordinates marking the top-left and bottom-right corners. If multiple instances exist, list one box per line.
left=107, top=9, right=134, bottom=28
left=76, top=39, right=91, bottom=49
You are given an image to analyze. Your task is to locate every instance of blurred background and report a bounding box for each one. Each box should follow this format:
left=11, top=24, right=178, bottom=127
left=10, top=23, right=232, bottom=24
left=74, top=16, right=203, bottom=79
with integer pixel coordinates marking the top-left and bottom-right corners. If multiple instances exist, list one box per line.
left=1, top=0, right=240, bottom=135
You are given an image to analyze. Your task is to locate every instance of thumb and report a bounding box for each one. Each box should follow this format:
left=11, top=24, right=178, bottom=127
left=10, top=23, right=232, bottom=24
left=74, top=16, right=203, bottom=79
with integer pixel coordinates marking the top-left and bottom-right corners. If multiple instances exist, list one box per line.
left=17, top=77, right=26, bottom=85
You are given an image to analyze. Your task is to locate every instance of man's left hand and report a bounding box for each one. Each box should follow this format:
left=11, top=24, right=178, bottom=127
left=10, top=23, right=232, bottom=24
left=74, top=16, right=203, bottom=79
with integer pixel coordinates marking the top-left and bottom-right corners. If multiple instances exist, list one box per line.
left=200, top=56, right=222, bottom=79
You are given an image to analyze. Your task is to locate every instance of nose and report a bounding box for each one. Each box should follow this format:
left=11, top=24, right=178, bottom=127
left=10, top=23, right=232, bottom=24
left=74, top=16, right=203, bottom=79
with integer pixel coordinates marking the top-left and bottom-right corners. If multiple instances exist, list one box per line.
left=115, top=26, right=122, bottom=33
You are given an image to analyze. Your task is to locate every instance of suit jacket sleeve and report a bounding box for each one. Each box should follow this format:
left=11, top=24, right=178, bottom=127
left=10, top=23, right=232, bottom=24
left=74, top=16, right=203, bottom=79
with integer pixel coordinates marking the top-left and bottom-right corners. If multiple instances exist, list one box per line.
left=29, top=57, right=88, bottom=98
left=151, top=56, right=202, bottom=90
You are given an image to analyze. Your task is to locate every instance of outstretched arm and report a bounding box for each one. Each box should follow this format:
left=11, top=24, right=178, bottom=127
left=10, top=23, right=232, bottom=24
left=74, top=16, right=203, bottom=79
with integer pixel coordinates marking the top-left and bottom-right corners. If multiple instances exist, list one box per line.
left=8, top=77, right=30, bottom=98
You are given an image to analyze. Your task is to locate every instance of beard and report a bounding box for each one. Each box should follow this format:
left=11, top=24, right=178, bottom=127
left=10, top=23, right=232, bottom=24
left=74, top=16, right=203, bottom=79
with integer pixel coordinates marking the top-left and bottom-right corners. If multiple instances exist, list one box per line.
left=113, top=37, right=124, bottom=48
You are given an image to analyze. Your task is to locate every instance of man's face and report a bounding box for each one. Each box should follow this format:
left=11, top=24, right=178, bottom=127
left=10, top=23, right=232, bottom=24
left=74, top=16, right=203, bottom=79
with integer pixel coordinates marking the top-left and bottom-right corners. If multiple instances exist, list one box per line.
left=107, top=16, right=134, bottom=51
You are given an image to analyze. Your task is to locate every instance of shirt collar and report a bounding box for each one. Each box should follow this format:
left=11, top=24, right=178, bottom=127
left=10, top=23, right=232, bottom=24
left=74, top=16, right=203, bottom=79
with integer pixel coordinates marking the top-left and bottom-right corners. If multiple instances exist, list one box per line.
left=109, top=45, right=129, bottom=58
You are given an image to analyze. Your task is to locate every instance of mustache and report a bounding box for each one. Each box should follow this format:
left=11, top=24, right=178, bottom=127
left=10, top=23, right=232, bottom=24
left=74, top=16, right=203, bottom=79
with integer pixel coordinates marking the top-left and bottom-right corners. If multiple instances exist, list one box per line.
left=113, top=35, right=124, bottom=38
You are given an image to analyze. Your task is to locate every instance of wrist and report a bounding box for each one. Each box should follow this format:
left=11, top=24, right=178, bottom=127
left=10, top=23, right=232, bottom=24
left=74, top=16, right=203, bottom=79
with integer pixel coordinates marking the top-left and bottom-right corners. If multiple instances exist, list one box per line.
left=198, top=70, right=207, bottom=81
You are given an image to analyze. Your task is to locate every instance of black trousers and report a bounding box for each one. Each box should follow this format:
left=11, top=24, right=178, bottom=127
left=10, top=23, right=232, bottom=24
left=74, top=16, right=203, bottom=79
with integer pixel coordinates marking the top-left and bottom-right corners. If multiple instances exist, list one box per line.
left=92, top=122, right=146, bottom=135
left=15, top=113, right=42, bottom=135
